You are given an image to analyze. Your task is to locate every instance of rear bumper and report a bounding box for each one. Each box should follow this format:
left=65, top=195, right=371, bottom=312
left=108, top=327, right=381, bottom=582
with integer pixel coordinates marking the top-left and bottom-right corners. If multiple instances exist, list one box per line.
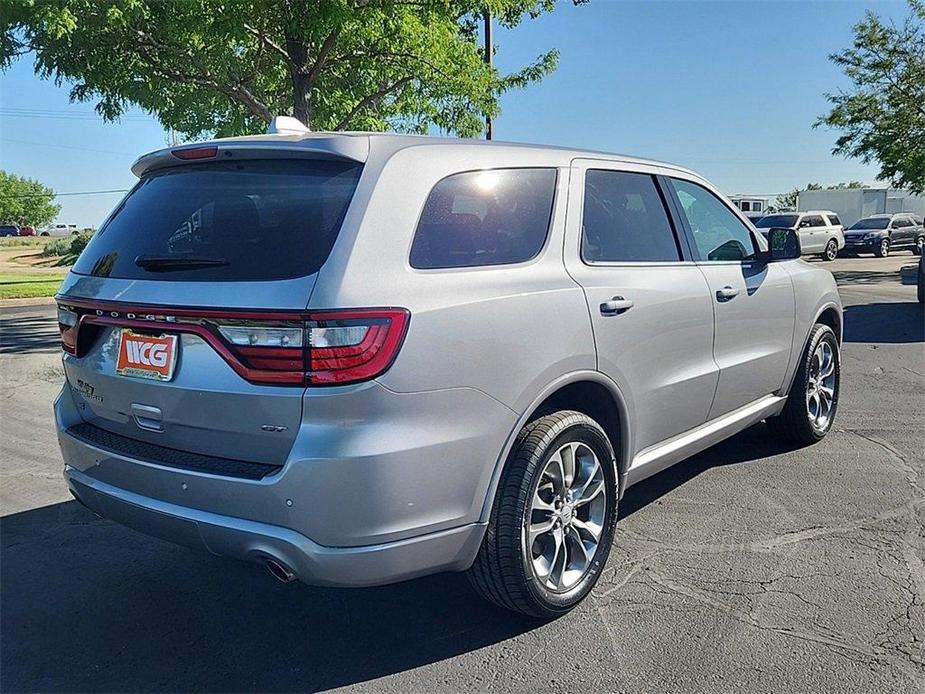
left=55, top=378, right=515, bottom=586
left=65, top=465, right=485, bottom=587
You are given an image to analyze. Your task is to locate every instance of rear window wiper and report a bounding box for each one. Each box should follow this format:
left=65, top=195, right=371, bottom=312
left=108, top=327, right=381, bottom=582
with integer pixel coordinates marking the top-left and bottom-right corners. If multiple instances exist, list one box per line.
left=134, top=255, right=230, bottom=272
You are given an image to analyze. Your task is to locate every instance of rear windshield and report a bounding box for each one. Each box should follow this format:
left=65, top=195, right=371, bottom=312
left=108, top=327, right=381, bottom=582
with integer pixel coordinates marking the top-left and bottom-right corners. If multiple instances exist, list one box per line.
left=73, top=159, right=362, bottom=281
left=848, top=217, right=890, bottom=230
left=755, top=214, right=798, bottom=228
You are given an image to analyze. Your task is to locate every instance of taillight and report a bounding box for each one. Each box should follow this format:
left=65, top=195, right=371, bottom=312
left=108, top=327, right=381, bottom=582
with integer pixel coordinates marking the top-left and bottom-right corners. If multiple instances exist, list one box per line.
left=54, top=301, right=410, bottom=387
left=306, top=309, right=410, bottom=385
left=57, top=306, right=78, bottom=354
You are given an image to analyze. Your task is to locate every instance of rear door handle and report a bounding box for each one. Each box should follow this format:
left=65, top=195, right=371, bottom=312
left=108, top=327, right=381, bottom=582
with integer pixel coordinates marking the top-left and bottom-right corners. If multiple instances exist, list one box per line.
left=600, top=297, right=634, bottom=315
left=716, top=286, right=740, bottom=301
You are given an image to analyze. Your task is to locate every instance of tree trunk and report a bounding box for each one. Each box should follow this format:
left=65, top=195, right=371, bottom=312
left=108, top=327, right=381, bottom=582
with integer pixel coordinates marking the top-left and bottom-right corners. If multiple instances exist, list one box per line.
left=286, top=37, right=311, bottom=128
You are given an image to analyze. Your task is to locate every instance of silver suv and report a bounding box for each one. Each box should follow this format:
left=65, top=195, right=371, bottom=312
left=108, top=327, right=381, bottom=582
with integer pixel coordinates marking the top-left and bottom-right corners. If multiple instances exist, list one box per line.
left=754, top=210, right=845, bottom=261
left=54, top=129, right=843, bottom=618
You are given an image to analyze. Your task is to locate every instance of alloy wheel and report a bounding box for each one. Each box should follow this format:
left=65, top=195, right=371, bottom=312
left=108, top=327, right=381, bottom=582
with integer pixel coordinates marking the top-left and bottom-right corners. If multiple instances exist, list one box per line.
left=825, top=240, right=837, bottom=260
left=806, top=340, right=837, bottom=432
left=525, top=442, right=606, bottom=592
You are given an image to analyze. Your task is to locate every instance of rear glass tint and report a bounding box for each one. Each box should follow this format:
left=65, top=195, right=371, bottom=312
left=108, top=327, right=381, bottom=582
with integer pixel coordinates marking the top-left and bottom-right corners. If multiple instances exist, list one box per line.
left=73, top=159, right=362, bottom=281
left=410, top=168, right=557, bottom=269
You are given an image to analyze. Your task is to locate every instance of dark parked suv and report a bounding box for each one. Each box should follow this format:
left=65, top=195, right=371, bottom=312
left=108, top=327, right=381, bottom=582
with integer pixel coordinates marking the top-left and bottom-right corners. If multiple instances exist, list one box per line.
left=841, top=213, right=925, bottom=257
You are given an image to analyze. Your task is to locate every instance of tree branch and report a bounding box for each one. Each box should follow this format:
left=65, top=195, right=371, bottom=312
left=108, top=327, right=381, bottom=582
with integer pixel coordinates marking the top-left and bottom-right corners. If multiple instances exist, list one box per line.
left=242, top=23, right=295, bottom=67
left=335, top=75, right=414, bottom=129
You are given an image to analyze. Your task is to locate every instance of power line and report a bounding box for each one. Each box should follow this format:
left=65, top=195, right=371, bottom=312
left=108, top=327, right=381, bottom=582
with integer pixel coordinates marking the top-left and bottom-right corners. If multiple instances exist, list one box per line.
left=0, top=107, right=154, bottom=122
left=0, top=189, right=128, bottom=199
left=1, top=137, right=137, bottom=156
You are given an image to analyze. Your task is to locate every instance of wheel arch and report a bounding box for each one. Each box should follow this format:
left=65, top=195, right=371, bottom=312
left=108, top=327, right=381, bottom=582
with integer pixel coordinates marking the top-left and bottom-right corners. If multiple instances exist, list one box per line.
left=815, top=304, right=842, bottom=344
left=478, top=371, right=633, bottom=524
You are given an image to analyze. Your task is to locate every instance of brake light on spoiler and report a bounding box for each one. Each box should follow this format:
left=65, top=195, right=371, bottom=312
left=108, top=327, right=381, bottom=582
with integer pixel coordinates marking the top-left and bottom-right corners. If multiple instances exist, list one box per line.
left=54, top=301, right=410, bottom=386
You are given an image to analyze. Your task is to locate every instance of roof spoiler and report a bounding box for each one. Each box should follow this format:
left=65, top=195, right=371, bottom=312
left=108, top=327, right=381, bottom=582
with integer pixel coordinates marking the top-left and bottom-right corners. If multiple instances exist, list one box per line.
left=131, top=133, right=368, bottom=177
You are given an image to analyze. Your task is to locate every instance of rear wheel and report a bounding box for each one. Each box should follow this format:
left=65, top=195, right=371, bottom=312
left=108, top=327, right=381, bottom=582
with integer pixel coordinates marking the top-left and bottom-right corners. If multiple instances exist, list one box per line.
left=913, top=235, right=924, bottom=256
left=821, top=239, right=838, bottom=261
left=467, top=411, right=618, bottom=619
left=875, top=237, right=890, bottom=257
left=767, top=324, right=840, bottom=445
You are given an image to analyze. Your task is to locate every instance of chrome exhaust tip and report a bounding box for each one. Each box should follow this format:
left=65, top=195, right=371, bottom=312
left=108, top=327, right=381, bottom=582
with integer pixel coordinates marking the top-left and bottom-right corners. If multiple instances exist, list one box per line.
left=266, top=559, right=296, bottom=583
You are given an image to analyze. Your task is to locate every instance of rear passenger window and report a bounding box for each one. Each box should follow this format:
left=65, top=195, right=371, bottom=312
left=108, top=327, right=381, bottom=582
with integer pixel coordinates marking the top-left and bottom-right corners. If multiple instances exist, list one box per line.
left=581, top=171, right=680, bottom=262
left=410, top=169, right=556, bottom=269
left=826, top=214, right=841, bottom=226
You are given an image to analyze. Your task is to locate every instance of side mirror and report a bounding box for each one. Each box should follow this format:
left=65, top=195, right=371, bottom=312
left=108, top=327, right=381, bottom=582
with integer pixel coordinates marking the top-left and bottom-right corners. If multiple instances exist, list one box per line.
left=761, top=227, right=801, bottom=262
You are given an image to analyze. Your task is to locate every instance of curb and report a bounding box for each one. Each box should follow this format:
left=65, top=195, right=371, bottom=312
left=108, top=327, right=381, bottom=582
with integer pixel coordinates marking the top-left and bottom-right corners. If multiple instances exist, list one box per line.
left=0, top=296, right=58, bottom=309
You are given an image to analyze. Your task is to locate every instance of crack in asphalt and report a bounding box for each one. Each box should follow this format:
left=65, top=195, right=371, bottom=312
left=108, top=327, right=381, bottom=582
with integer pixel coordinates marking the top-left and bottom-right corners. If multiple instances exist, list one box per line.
left=592, top=428, right=925, bottom=686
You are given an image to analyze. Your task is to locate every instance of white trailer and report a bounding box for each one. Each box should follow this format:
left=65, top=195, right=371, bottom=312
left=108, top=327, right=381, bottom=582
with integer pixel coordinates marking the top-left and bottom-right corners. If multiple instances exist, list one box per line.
left=798, top=188, right=925, bottom=227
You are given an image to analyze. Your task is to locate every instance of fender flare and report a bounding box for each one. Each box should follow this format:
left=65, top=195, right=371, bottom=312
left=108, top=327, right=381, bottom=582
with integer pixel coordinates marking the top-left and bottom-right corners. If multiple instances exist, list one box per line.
left=477, top=370, right=633, bottom=523
left=782, top=299, right=842, bottom=395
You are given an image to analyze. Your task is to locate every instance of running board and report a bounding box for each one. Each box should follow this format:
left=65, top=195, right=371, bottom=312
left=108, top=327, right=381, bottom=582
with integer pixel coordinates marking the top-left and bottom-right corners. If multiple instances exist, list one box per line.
left=625, top=395, right=786, bottom=488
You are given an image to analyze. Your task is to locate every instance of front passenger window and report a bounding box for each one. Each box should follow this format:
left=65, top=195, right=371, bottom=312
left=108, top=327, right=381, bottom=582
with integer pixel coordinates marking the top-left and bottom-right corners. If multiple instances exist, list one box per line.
left=669, top=178, right=756, bottom=261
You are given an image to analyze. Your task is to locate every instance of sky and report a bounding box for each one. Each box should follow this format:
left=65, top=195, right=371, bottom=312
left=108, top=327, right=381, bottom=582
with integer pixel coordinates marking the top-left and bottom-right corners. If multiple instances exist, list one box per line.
left=0, top=0, right=915, bottom=227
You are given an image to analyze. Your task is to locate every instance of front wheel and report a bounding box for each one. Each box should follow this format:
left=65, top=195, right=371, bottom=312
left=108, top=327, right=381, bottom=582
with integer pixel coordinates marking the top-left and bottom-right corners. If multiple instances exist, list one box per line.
left=875, top=237, right=890, bottom=257
left=821, top=239, right=838, bottom=262
left=913, top=235, right=924, bottom=256
left=467, top=411, right=618, bottom=618
left=767, top=323, right=840, bottom=445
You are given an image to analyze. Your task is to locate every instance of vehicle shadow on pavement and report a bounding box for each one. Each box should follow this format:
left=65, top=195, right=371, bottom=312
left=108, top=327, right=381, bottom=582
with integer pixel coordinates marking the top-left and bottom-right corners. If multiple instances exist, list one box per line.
left=618, top=422, right=796, bottom=519
left=1, top=423, right=799, bottom=693
left=843, top=302, right=925, bottom=344
left=1, top=500, right=537, bottom=692
left=0, top=313, right=61, bottom=355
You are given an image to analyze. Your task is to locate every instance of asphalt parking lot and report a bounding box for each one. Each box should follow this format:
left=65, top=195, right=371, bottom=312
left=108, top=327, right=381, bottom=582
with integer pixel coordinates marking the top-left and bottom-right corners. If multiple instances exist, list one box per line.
left=1, top=254, right=923, bottom=693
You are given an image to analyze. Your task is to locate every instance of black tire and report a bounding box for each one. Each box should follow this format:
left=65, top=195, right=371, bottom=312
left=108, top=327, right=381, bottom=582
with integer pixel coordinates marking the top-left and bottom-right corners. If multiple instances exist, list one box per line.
left=40, top=232, right=49, bottom=236
left=874, top=237, right=890, bottom=257
left=821, top=239, right=838, bottom=262
left=913, top=236, right=924, bottom=256
left=467, top=410, right=619, bottom=619
left=767, top=324, right=840, bottom=445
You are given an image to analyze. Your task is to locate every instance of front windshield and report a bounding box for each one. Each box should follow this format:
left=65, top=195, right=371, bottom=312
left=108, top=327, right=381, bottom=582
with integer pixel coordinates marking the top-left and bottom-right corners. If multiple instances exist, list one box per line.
left=755, top=214, right=798, bottom=228
left=848, top=218, right=890, bottom=230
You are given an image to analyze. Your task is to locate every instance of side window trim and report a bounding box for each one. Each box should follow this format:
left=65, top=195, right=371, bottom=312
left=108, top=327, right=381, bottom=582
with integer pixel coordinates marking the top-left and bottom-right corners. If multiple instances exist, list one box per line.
left=656, top=174, right=696, bottom=261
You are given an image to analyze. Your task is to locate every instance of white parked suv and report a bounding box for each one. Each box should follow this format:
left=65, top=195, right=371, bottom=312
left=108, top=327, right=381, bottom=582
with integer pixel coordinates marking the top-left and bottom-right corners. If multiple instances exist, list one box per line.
left=755, top=211, right=845, bottom=261
left=55, top=128, right=843, bottom=618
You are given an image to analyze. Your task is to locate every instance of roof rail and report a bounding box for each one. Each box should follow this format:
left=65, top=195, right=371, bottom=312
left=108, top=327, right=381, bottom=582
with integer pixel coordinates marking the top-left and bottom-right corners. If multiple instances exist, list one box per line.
left=267, top=116, right=310, bottom=135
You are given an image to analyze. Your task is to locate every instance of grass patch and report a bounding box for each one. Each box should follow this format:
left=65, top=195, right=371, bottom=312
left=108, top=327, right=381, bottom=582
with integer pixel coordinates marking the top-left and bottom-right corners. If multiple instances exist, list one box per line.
left=0, top=237, right=58, bottom=249
left=0, top=271, right=67, bottom=299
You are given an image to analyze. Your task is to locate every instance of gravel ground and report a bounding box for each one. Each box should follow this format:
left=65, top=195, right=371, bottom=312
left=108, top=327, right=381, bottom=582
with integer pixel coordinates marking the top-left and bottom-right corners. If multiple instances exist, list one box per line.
left=1, top=254, right=923, bottom=693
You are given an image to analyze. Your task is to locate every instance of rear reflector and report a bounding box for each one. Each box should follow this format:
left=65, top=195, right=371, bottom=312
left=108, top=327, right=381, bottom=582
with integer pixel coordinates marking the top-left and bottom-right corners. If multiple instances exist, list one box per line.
left=54, top=301, right=410, bottom=386
left=171, top=146, right=218, bottom=161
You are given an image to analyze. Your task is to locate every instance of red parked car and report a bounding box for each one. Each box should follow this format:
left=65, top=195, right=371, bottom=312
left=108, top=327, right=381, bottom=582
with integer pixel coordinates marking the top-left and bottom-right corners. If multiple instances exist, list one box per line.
left=18, top=226, right=36, bottom=237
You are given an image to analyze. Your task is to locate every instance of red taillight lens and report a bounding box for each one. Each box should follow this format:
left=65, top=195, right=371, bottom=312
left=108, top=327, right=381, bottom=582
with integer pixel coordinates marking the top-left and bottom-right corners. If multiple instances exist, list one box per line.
left=57, top=306, right=78, bottom=354
left=307, top=309, right=410, bottom=385
left=214, top=309, right=409, bottom=385
left=171, top=146, right=218, bottom=161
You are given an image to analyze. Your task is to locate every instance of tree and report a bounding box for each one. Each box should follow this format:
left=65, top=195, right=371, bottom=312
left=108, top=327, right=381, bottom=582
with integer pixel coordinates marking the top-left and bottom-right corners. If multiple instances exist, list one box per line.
left=817, top=0, right=925, bottom=193
left=775, top=183, right=822, bottom=210
left=1, top=0, right=581, bottom=139
left=0, top=171, right=61, bottom=226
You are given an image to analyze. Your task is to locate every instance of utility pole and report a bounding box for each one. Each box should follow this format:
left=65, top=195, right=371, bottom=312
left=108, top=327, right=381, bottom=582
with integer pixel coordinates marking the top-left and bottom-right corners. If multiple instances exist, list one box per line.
left=484, top=9, right=493, bottom=140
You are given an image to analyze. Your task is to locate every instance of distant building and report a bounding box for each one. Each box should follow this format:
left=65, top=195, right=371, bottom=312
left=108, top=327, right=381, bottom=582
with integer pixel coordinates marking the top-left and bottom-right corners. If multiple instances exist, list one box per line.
left=798, top=188, right=925, bottom=227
